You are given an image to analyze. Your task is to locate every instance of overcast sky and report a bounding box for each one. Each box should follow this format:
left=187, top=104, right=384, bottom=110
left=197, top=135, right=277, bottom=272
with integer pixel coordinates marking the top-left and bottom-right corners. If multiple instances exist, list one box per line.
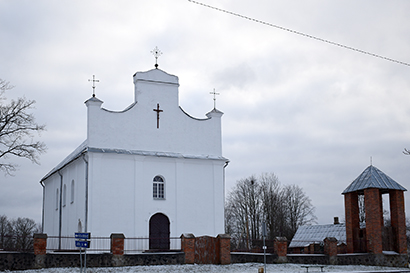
left=1, top=0, right=410, bottom=227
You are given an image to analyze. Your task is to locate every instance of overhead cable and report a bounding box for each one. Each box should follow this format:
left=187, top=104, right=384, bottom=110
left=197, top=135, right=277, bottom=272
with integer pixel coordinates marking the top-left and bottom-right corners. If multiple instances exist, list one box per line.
left=188, top=0, right=410, bottom=67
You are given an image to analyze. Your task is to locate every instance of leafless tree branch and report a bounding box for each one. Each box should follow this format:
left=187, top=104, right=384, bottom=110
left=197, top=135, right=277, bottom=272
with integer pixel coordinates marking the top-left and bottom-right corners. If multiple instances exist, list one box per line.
left=0, top=79, right=46, bottom=175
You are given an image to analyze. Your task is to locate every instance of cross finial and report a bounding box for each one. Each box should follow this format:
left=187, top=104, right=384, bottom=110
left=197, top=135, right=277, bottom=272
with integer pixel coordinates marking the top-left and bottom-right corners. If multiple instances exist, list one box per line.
left=151, top=46, right=162, bottom=69
left=210, top=88, right=220, bottom=109
left=88, top=75, right=99, bottom=97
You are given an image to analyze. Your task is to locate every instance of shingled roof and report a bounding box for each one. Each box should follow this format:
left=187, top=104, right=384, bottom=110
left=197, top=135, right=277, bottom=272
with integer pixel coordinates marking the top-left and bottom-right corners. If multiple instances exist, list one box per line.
left=342, top=165, right=406, bottom=195
left=289, top=223, right=346, bottom=248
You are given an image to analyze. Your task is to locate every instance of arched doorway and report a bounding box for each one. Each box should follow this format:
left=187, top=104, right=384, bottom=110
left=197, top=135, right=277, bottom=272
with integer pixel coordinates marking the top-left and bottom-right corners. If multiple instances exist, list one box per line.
left=149, top=213, right=170, bottom=250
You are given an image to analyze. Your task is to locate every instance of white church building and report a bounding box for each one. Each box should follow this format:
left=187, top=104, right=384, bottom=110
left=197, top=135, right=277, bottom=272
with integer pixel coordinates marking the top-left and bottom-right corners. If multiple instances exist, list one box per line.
left=40, top=67, right=228, bottom=250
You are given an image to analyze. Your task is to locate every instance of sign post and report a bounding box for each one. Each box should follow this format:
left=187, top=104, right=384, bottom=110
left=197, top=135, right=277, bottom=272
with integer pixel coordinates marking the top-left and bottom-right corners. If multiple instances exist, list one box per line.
left=75, top=231, right=91, bottom=273
left=262, top=222, right=267, bottom=273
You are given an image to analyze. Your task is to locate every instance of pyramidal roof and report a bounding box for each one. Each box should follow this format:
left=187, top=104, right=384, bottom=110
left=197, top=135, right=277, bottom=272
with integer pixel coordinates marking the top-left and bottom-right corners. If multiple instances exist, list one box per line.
left=342, top=165, right=407, bottom=194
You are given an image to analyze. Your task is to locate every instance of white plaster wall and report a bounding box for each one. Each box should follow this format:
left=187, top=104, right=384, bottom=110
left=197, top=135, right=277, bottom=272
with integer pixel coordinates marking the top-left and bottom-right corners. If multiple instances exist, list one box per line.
left=87, top=152, right=225, bottom=238
left=42, top=173, right=60, bottom=236
left=86, top=69, right=223, bottom=157
left=42, top=158, right=86, bottom=237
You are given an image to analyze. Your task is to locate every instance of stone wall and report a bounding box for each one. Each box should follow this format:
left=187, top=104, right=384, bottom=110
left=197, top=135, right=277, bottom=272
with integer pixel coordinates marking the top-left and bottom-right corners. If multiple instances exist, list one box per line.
left=233, top=253, right=408, bottom=268
left=337, top=253, right=408, bottom=267
left=231, top=252, right=278, bottom=263
left=0, top=252, right=184, bottom=271
left=287, top=254, right=329, bottom=265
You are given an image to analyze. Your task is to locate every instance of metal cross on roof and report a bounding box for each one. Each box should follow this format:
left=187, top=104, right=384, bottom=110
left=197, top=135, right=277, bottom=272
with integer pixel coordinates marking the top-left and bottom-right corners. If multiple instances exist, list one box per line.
left=88, top=75, right=99, bottom=97
left=151, top=46, right=162, bottom=69
left=210, top=88, right=220, bottom=109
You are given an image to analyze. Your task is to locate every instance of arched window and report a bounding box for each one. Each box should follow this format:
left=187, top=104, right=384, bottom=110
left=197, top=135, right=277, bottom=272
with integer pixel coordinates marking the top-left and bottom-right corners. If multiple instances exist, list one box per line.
left=153, top=176, right=165, bottom=199
left=70, top=180, right=75, bottom=204
left=56, top=188, right=59, bottom=210
left=63, top=184, right=67, bottom=207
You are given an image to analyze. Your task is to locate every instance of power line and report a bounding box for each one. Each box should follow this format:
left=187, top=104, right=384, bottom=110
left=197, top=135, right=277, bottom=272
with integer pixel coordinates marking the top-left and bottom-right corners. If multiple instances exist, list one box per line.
left=188, top=0, right=410, bottom=67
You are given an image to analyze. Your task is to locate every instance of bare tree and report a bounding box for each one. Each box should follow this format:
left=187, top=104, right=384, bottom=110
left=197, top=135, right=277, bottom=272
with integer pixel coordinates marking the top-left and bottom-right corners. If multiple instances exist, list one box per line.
left=0, top=79, right=46, bottom=175
left=283, top=184, right=317, bottom=239
left=226, top=173, right=317, bottom=249
left=260, top=173, right=287, bottom=239
left=12, top=217, right=37, bottom=251
left=225, top=175, right=263, bottom=249
left=0, top=215, right=13, bottom=250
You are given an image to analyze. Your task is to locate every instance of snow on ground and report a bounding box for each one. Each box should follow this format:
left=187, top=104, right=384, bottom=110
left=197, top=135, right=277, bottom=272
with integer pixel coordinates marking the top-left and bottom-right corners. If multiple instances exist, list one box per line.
left=12, top=263, right=410, bottom=273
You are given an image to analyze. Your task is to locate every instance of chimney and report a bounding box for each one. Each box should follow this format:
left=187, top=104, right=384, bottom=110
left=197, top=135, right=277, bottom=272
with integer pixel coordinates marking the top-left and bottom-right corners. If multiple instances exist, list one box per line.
left=334, top=217, right=340, bottom=225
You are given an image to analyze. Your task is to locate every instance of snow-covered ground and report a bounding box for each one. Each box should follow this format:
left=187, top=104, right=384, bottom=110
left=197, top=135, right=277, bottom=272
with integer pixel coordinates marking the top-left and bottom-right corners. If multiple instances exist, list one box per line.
left=12, top=263, right=410, bottom=273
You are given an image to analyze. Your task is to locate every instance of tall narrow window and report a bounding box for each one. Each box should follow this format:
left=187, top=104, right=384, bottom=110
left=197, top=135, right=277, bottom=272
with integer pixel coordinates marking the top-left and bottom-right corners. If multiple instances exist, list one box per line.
left=153, top=176, right=165, bottom=199
left=63, top=184, right=67, bottom=207
left=56, top=189, right=59, bottom=210
left=71, top=180, right=75, bottom=204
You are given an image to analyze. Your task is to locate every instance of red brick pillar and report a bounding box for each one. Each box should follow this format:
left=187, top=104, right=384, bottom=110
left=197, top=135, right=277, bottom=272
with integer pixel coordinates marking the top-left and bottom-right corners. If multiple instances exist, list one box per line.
left=344, top=192, right=360, bottom=253
left=324, top=237, right=338, bottom=264
left=33, top=233, right=47, bottom=255
left=180, top=233, right=195, bottom=264
left=389, top=190, right=407, bottom=254
left=217, top=234, right=231, bottom=265
left=110, top=233, right=125, bottom=255
left=274, top=237, right=288, bottom=263
left=364, top=188, right=383, bottom=254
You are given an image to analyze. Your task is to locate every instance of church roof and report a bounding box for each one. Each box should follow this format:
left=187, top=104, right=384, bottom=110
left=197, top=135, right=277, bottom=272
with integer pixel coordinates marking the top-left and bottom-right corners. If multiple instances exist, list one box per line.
left=342, top=165, right=406, bottom=195
left=289, top=223, right=346, bottom=248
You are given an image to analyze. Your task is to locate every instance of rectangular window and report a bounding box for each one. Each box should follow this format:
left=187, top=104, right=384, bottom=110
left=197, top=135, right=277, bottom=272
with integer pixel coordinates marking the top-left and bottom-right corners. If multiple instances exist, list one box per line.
left=158, top=184, right=164, bottom=199
left=153, top=184, right=158, bottom=198
left=56, top=189, right=59, bottom=210
left=71, top=180, right=75, bottom=204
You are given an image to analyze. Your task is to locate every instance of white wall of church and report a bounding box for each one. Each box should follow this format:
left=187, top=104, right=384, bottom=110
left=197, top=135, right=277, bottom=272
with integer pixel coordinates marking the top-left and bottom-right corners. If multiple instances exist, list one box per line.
left=42, top=157, right=86, bottom=237
left=86, top=152, right=225, bottom=238
left=86, top=69, right=223, bottom=157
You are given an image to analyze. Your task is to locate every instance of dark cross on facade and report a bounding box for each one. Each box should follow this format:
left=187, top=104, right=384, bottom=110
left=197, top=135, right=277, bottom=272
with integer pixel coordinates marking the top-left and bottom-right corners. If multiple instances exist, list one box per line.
left=151, top=46, right=162, bottom=69
left=88, top=75, right=99, bottom=97
left=153, top=103, right=163, bottom=128
left=210, top=88, right=220, bottom=109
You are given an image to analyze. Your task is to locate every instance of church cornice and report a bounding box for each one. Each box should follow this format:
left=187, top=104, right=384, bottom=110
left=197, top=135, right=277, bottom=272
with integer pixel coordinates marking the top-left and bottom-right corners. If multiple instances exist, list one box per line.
left=87, top=147, right=228, bottom=161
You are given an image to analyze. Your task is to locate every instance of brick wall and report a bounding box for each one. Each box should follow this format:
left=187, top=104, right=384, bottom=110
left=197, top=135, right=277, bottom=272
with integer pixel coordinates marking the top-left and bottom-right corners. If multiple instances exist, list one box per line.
left=180, top=234, right=231, bottom=264
left=389, top=190, right=407, bottom=254
left=33, top=233, right=47, bottom=255
left=110, top=233, right=125, bottom=255
left=344, top=192, right=359, bottom=253
left=180, top=234, right=195, bottom=264
left=274, top=237, right=288, bottom=263
left=364, top=188, right=383, bottom=254
left=217, top=234, right=231, bottom=265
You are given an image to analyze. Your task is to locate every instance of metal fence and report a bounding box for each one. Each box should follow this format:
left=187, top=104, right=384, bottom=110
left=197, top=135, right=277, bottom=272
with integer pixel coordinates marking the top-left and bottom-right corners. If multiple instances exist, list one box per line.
left=0, top=234, right=34, bottom=253
left=46, top=236, right=181, bottom=253
left=230, top=237, right=278, bottom=253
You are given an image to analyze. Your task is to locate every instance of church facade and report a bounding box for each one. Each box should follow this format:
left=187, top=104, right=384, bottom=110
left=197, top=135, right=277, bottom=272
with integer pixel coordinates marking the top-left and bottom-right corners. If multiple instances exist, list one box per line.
left=40, top=68, right=228, bottom=249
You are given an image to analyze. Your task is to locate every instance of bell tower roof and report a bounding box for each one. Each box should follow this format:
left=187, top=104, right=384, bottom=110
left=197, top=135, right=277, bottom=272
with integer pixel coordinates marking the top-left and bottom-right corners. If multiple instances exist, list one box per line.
left=342, top=165, right=407, bottom=195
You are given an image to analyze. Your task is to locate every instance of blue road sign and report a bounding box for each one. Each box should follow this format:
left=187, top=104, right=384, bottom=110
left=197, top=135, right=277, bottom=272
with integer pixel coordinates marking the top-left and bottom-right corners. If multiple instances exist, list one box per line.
left=75, top=240, right=90, bottom=248
left=75, top=232, right=91, bottom=239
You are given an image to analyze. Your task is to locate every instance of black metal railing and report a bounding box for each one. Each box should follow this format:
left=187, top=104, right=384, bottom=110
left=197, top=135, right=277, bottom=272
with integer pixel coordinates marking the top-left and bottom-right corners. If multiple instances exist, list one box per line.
left=46, top=236, right=181, bottom=253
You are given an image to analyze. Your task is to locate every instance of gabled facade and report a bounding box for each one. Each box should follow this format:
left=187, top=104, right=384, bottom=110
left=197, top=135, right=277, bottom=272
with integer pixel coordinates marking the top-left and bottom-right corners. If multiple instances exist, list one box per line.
left=40, top=68, right=229, bottom=249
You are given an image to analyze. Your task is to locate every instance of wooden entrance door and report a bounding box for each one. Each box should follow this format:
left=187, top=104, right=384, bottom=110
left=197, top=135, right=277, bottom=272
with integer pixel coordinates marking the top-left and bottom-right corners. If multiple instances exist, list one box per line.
left=149, top=213, right=170, bottom=250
